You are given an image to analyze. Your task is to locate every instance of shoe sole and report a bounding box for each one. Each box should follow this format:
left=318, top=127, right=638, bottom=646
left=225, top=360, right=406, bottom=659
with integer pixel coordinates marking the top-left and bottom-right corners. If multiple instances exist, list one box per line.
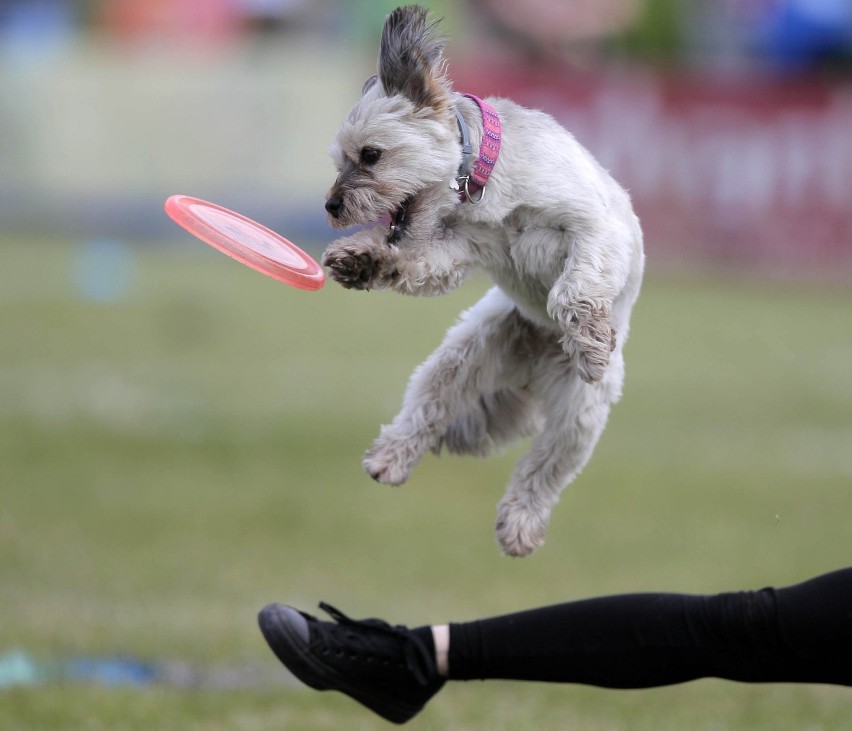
left=258, top=603, right=421, bottom=724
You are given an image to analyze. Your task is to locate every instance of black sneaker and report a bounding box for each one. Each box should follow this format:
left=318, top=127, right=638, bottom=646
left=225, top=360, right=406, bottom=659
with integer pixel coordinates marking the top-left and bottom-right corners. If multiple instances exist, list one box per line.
left=258, top=601, right=445, bottom=724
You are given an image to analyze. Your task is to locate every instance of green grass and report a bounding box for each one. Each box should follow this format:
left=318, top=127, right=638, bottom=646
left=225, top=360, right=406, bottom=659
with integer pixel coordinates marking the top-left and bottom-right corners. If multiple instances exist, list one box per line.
left=2, top=238, right=851, bottom=729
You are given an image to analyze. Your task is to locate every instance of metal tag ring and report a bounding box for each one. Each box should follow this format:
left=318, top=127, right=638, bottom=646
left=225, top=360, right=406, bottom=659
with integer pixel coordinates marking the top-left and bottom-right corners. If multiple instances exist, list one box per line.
left=464, top=178, right=485, bottom=205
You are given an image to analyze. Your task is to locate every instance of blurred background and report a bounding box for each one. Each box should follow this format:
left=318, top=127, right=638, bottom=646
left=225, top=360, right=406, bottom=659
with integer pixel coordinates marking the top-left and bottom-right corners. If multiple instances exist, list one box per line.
left=2, top=0, right=851, bottom=270
left=2, top=2, right=851, bottom=730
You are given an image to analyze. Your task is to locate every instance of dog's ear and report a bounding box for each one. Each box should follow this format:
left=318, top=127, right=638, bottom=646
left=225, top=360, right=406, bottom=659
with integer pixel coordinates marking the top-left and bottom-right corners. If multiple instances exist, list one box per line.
left=378, top=5, right=450, bottom=112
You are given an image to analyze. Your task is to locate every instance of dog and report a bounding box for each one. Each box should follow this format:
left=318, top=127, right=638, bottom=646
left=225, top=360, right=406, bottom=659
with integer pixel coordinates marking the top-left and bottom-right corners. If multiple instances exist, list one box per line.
left=321, top=5, right=644, bottom=556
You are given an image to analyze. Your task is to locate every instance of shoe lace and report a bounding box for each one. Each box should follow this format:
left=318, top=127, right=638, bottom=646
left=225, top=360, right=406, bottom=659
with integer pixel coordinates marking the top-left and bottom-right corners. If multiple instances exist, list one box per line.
left=317, top=602, right=434, bottom=686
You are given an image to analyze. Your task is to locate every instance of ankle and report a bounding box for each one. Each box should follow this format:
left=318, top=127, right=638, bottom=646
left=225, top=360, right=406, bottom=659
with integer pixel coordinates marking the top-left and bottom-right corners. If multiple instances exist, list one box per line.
left=431, top=624, right=450, bottom=676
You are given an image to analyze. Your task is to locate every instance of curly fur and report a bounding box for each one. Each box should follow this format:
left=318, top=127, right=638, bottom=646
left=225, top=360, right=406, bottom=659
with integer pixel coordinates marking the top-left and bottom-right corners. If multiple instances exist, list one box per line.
left=322, top=5, right=645, bottom=556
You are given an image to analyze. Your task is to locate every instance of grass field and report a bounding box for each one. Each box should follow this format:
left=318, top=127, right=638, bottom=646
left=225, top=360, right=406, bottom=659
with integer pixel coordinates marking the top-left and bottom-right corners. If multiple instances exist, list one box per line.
left=2, top=238, right=851, bottom=730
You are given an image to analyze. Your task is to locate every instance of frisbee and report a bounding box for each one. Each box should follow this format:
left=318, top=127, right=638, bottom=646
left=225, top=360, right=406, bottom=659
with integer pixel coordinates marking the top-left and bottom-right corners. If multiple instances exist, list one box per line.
left=164, top=195, right=325, bottom=291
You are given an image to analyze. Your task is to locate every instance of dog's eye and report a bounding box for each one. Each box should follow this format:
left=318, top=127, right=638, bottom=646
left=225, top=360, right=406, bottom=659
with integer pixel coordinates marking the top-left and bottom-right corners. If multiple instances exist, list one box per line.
left=360, top=147, right=382, bottom=166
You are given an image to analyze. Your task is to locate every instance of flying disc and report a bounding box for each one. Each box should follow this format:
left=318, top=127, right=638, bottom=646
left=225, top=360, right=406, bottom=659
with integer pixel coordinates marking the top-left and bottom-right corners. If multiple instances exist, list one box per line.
left=164, top=195, right=325, bottom=291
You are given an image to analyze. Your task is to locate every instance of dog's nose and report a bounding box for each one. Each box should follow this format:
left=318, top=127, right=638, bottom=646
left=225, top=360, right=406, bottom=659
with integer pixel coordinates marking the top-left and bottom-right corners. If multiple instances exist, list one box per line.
left=325, top=195, right=343, bottom=218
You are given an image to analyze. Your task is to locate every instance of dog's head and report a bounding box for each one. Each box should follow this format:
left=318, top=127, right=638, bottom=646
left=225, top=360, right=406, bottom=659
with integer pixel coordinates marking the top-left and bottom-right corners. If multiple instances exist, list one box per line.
left=325, top=6, right=460, bottom=244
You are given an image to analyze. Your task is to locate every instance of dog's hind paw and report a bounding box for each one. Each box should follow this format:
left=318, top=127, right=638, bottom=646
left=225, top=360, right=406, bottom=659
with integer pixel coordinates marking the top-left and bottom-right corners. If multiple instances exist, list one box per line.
left=494, top=495, right=550, bottom=557
left=363, top=438, right=418, bottom=486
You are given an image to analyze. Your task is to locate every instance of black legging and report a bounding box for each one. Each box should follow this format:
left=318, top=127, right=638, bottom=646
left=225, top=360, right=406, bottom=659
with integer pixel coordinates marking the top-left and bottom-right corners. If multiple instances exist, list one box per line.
left=448, top=568, right=852, bottom=688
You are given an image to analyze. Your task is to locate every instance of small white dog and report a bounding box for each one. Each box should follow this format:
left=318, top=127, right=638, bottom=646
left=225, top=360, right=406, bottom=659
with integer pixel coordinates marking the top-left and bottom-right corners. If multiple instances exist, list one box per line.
left=322, top=6, right=644, bottom=556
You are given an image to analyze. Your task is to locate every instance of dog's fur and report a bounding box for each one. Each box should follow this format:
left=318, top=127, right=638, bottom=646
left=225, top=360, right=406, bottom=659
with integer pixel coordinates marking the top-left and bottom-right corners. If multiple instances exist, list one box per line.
left=322, top=6, right=644, bottom=556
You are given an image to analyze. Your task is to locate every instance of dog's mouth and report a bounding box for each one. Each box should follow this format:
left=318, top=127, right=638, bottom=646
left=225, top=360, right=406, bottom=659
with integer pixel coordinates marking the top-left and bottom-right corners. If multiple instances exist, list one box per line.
left=386, top=195, right=413, bottom=244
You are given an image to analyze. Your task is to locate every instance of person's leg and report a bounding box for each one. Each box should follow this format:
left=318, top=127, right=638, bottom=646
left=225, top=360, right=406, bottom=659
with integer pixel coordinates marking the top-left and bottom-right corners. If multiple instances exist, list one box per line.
left=447, top=567, right=852, bottom=688
left=258, top=568, right=852, bottom=724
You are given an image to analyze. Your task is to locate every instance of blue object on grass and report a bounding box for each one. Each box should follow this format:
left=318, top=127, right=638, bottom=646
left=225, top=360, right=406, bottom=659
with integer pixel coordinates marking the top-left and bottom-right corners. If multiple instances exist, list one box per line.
left=72, top=238, right=136, bottom=303
left=0, top=650, right=42, bottom=687
left=63, top=656, right=158, bottom=686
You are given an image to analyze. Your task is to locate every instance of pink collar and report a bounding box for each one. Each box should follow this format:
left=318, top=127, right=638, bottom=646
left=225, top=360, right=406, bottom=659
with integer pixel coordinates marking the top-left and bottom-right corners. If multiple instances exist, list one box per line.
left=453, top=94, right=502, bottom=204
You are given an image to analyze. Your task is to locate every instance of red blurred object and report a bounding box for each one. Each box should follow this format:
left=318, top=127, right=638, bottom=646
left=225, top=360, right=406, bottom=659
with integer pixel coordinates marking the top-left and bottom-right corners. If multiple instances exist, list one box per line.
left=453, top=61, right=852, bottom=274
left=97, top=0, right=239, bottom=46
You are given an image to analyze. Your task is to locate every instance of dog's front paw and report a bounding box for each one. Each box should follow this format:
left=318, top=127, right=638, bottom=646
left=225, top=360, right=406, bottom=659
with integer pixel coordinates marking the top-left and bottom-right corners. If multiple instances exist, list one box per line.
left=561, top=306, right=616, bottom=384
left=363, top=435, right=419, bottom=486
left=323, top=248, right=376, bottom=290
left=495, top=494, right=551, bottom=557
left=322, top=234, right=395, bottom=291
